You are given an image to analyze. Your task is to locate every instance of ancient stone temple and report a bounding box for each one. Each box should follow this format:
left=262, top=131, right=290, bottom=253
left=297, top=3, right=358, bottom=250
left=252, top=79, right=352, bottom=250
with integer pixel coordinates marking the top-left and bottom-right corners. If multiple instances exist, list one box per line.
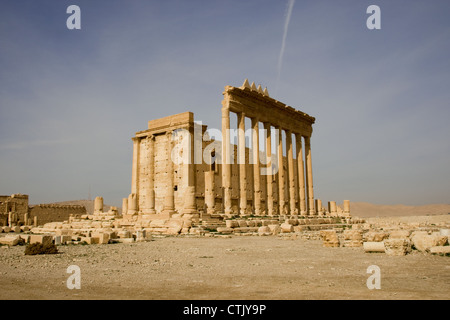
left=125, top=80, right=338, bottom=219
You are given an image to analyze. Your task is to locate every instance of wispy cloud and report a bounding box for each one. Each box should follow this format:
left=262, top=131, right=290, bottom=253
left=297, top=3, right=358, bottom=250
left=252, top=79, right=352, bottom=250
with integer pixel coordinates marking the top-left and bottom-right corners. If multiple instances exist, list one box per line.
left=275, top=0, right=295, bottom=95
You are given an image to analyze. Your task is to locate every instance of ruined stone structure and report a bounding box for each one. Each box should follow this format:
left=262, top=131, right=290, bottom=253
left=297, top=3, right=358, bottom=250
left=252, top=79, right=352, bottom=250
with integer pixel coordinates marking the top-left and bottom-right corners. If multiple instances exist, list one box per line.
left=0, top=194, right=29, bottom=226
left=126, top=80, right=347, bottom=219
left=0, top=194, right=86, bottom=227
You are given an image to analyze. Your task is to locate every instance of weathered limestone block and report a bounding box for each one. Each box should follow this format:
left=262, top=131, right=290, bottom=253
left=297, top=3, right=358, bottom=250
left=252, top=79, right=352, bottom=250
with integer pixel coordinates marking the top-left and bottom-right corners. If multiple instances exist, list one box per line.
left=237, top=220, right=248, bottom=227
left=429, top=246, right=450, bottom=255
left=247, top=220, right=257, bottom=227
left=440, top=229, right=450, bottom=237
left=29, top=235, right=53, bottom=246
left=431, top=232, right=448, bottom=245
left=91, top=221, right=102, bottom=229
left=293, top=225, right=306, bottom=232
left=319, top=230, right=340, bottom=247
left=280, top=223, right=294, bottom=233
left=54, top=235, right=62, bottom=245
left=411, top=233, right=448, bottom=252
left=135, top=230, right=146, bottom=242
left=364, top=231, right=388, bottom=242
left=285, top=219, right=298, bottom=226
left=101, top=221, right=114, bottom=228
left=384, top=239, right=411, bottom=256
left=233, top=227, right=250, bottom=233
left=343, top=230, right=363, bottom=240
left=166, top=219, right=183, bottom=234
left=389, top=230, right=411, bottom=239
left=152, top=227, right=168, bottom=234
left=268, top=224, right=281, bottom=235
left=258, top=226, right=271, bottom=236
left=117, top=230, right=131, bottom=239
left=363, top=241, right=386, bottom=253
left=61, top=235, right=72, bottom=244
left=225, top=220, right=239, bottom=228
left=20, top=234, right=31, bottom=243
left=182, top=219, right=193, bottom=228
left=0, top=235, right=20, bottom=246
left=216, top=227, right=234, bottom=234
left=150, top=219, right=167, bottom=228
left=98, top=233, right=110, bottom=244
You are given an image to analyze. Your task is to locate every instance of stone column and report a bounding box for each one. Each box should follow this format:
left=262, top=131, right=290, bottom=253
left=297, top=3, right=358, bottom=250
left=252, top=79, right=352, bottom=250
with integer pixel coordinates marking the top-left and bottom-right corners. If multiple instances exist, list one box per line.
left=238, top=111, right=247, bottom=216
left=128, top=193, right=138, bottom=215
left=315, top=199, right=322, bottom=215
left=182, top=186, right=197, bottom=214
left=222, top=107, right=232, bottom=215
left=94, top=196, right=103, bottom=214
left=286, top=130, right=296, bottom=215
left=277, top=127, right=286, bottom=215
left=147, top=135, right=156, bottom=214
left=205, top=171, right=215, bottom=214
left=182, top=126, right=197, bottom=214
left=122, top=198, right=128, bottom=216
left=252, top=117, right=261, bottom=215
left=264, top=123, right=274, bottom=216
left=295, top=134, right=307, bottom=215
left=131, top=137, right=141, bottom=197
left=162, top=131, right=175, bottom=215
left=8, top=212, right=12, bottom=228
left=328, top=201, right=337, bottom=216
left=305, top=136, right=315, bottom=215
left=343, top=200, right=350, bottom=216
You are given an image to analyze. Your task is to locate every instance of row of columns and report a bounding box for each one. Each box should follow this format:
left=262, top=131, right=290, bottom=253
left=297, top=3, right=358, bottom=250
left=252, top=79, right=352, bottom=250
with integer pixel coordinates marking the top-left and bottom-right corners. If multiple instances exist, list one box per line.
left=222, top=107, right=315, bottom=216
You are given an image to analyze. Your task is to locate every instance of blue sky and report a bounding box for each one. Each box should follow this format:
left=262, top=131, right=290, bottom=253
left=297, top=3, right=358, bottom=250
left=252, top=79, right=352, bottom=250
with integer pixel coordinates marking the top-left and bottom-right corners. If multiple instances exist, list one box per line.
left=1, top=0, right=449, bottom=207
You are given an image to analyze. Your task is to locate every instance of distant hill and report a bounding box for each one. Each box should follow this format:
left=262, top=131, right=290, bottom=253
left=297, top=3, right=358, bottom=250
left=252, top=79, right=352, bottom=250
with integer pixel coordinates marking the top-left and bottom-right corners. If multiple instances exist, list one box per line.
left=350, top=202, right=450, bottom=218
left=31, top=200, right=121, bottom=215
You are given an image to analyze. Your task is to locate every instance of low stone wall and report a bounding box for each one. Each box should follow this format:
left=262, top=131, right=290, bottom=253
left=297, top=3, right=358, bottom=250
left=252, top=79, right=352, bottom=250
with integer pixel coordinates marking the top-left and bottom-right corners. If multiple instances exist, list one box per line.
left=29, top=204, right=87, bottom=226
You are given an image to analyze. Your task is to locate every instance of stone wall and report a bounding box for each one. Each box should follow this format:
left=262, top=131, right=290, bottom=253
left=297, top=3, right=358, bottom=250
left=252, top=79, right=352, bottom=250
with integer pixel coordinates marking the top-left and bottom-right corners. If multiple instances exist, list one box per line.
left=28, top=204, right=87, bottom=226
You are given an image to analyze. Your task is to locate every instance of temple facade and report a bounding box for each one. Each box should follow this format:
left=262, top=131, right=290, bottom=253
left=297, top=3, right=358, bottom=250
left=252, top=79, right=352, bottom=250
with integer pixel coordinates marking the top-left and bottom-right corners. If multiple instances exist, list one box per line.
left=124, top=80, right=334, bottom=219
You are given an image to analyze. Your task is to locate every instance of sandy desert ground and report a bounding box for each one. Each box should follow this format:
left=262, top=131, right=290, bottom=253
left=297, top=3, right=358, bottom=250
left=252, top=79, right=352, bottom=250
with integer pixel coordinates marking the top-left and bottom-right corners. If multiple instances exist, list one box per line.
left=0, top=214, right=449, bottom=300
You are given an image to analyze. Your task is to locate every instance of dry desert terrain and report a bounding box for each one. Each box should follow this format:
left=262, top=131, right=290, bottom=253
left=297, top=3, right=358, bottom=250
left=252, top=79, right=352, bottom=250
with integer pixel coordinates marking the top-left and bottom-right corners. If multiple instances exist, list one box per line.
left=0, top=213, right=449, bottom=300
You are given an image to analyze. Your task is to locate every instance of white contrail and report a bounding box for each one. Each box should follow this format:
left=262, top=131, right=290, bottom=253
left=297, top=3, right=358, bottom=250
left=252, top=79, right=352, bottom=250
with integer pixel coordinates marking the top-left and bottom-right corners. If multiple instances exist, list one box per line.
left=275, top=0, right=295, bottom=95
